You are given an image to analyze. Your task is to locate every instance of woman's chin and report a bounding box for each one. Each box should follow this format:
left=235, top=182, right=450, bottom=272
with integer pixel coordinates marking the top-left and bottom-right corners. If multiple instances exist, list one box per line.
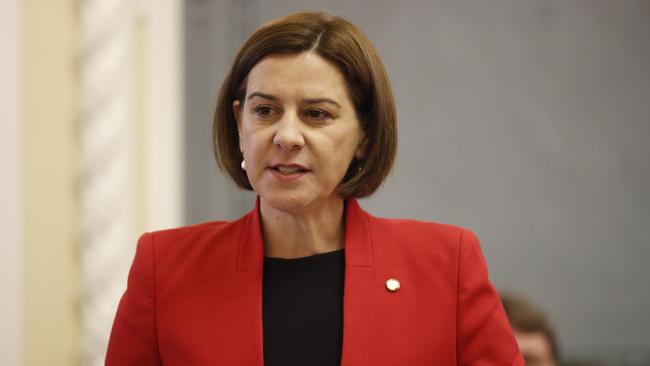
left=259, top=190, right=340, bottom=216
left=260, top=192, right=313, bottom=214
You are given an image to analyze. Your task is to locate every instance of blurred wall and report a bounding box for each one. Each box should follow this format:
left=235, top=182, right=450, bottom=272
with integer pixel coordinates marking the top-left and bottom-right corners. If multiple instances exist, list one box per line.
left=2, top=1, right=184, bottom=365
left=20, top=1, right=80, bottom=365
left=0, top=0, right=23, bottom=364
left=77, top=2, right=183, bottom=363
left=184, top=0, right=258, bottom=223
left=184, top=0, right=650, bottom=363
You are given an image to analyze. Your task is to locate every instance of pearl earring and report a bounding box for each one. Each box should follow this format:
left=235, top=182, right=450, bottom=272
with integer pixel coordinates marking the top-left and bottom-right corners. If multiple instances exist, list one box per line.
left=241, top=159, right=246, bottom=170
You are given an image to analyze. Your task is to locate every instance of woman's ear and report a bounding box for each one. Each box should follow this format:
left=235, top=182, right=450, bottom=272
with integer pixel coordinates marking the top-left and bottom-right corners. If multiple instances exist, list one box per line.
left=233, top=100, right=241, bottom=128
left=233, top=100, right=243, bottom=149
left=355, top=135, right=367, bottom=159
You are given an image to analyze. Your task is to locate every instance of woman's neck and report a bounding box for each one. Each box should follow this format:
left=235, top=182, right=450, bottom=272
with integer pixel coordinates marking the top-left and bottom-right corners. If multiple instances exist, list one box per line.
left=260, top=197, right=345, bottom=259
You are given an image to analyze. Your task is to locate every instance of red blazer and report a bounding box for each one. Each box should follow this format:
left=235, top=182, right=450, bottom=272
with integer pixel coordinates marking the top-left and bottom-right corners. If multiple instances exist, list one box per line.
left=106, top=199, right=523, bottom=365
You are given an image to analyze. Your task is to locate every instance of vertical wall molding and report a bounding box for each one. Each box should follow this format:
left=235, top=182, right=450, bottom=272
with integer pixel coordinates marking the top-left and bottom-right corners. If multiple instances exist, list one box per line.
left=79, top=0, right=182, bottom=364
left=141, top=0, right=183, bottom=231
left=79, top=1, right=137, bottom=365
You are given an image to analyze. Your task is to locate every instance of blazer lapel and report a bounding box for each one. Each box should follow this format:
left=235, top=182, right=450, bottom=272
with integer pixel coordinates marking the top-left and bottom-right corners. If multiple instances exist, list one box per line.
left=341, top=199, right=377, bottom=366
left=230, top=197, right=264, bottom=366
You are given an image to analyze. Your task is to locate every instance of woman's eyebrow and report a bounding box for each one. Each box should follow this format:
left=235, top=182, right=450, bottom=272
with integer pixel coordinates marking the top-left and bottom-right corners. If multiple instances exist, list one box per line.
left=304, top=98, right=341, bottom=109
left=247, top=91, right=277, bottom=101
left=247, top=92, right=341, bottom=110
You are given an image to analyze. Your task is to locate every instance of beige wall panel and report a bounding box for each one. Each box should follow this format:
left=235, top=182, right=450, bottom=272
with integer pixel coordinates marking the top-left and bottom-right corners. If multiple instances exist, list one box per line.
left=21, top=1, right=80, bottom=365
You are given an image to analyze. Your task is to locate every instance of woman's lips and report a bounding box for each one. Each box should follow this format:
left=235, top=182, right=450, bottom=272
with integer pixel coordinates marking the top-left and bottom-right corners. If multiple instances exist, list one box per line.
left=269, top=164, right=310, bottom=181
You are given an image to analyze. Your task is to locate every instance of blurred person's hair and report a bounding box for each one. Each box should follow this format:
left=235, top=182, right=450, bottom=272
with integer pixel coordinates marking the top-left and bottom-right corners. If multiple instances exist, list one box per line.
left=501, top=292, right=559, bottom=362
left=213, top=11, right=397, bottom=198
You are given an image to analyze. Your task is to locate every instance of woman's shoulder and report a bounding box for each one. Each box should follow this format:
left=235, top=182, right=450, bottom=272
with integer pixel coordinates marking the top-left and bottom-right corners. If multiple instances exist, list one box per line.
left=362, top=211, right=482, bottom=258
left=144, top=214, right=248, bottom=251
left=366, top=212, right=471, bottom=241
left=152, top=218, right=235, bottom=235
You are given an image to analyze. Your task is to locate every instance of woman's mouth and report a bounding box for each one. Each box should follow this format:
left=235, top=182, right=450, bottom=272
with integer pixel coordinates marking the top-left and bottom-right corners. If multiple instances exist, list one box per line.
left=269, top=164, right=310, bottom=180
left=273, top=165, right=309, bottom=175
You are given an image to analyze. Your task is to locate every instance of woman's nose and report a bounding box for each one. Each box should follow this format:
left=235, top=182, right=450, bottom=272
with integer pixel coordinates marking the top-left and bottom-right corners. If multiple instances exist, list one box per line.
left=273, top=112, right=304, bottom=151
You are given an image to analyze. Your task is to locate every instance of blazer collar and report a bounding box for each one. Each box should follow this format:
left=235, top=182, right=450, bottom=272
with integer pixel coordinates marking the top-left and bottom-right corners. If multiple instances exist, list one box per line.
left=236, top=197, right=374, bottom=271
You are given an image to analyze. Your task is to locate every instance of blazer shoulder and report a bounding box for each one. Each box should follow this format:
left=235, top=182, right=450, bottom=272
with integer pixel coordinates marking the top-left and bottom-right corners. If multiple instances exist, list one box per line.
left=366, top=213, right=471, bottom=244
left=362, top=212, right=485, bottom=266
left=146, top=215, right=247, bottom=252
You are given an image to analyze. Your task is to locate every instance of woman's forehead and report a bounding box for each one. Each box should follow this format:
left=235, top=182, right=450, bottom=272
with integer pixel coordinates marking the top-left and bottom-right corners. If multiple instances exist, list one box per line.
left=245, top=52, right=350, bottom=102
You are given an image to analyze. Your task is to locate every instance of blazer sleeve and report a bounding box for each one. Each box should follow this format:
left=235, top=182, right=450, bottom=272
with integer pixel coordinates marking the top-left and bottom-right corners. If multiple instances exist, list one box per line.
left=105, top=232, right=162, bottom=365
left=456, top=229, right=524, bottom=366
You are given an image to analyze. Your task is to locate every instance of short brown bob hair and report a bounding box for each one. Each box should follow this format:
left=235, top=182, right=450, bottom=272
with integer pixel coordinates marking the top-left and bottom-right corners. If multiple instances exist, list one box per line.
left=213, top=11, right=397, bottom=198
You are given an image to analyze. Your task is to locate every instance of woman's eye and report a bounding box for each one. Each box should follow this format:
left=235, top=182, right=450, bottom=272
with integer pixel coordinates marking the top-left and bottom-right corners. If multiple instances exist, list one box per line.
left=306, top=109, right=330, bottom=120
left=254, top=106, right=275, bottom=117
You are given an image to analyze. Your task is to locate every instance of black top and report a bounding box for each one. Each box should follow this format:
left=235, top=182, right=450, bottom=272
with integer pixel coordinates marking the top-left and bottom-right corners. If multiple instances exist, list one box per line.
left=263, top=249, right=345, bottom=366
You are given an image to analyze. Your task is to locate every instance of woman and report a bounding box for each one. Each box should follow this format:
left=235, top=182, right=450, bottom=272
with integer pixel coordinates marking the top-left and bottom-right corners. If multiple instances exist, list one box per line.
left=106, top=11, right=523, bottom=365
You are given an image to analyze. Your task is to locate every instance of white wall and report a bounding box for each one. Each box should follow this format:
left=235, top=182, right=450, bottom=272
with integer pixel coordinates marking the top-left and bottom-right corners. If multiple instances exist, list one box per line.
left=141, top=0, right=184, bottom=231
left=0, top=0, right=23, bottom=364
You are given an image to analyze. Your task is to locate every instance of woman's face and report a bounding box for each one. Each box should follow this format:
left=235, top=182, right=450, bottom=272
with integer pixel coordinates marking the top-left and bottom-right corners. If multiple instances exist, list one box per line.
left=234, top=51, right=365, bottom=214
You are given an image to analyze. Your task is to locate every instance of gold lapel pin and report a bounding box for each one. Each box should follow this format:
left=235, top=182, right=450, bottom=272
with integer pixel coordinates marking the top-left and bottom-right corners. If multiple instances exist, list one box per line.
left=385, top=278, right=401, bottom=292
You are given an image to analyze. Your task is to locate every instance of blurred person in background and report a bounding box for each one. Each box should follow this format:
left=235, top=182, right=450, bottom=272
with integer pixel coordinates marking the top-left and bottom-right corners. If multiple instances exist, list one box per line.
left=502, top=292, right=558, bottom=366
left=106, top=11, right=523, bottom=365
